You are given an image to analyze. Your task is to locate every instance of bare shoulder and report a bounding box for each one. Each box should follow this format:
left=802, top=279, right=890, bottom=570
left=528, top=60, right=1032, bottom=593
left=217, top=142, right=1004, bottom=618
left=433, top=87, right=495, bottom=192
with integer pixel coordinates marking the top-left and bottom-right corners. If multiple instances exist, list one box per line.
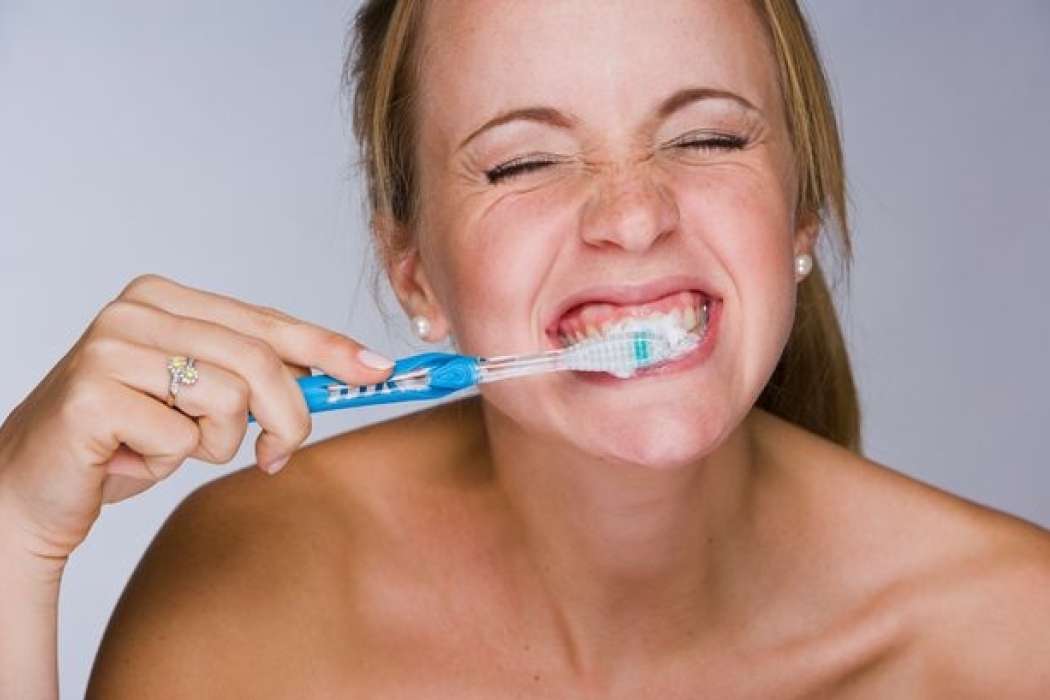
left=754, top=407, right=1050, bottom=566
left=913, top=510, right=1050, bottom=697
left=87, top=397, right=486, bottom=698
left=753, top=409, right=1050, bottom=695
left=86, top=453, right=342, bottom=697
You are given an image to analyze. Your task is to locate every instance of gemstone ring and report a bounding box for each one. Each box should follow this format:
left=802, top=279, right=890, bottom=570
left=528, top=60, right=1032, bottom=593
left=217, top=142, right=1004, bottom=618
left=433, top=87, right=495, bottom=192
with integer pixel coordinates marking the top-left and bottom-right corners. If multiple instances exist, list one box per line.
left=166, top=356, right=199, bottom=408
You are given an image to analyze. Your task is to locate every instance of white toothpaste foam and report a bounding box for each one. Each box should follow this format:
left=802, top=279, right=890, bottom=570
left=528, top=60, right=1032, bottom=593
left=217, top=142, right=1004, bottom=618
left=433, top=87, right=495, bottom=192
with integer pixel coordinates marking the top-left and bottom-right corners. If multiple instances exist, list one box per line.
left=610, top=314, right=700, bottom=377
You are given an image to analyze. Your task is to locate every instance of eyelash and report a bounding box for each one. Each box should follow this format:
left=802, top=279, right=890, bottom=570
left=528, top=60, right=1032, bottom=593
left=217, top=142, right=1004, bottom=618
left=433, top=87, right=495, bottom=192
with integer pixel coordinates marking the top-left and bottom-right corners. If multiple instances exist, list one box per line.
left=483, top=134, right=749, bottom=185
left=484, top=157, right=562, bottom=185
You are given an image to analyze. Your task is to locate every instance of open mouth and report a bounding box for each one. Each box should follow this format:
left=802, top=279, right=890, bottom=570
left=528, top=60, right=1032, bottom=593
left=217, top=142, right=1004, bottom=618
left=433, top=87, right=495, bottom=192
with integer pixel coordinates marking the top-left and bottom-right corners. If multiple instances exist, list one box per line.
left=549, top=289, right=712, bottom=349
left=543, top=285, right=723, bottom=382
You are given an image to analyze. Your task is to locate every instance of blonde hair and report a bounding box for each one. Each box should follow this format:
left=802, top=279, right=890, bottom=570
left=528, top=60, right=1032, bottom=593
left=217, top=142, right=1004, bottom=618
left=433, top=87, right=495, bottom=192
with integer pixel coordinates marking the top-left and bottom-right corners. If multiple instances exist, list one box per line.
left=344, top=0, right=862, bottom=452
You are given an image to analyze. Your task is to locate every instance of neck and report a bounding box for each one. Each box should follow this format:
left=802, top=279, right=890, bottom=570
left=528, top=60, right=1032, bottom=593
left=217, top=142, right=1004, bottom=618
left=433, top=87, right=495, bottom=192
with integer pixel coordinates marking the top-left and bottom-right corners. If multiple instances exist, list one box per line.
left=478, top=399, right=774, bottom=674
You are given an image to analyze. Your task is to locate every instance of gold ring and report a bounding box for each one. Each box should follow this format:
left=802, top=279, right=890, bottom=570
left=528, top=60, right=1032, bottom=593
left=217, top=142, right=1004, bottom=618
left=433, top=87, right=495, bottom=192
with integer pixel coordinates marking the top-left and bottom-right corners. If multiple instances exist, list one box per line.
left=166, top=356, right=198, bottom=407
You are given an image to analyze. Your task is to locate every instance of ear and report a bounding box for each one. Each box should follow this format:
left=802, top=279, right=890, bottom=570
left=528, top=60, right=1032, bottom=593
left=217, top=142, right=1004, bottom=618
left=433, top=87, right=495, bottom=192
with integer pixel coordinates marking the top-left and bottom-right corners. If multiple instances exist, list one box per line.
left=793, top=208, right=821, bottom=257
left=378, top=215, right=451, bottom=342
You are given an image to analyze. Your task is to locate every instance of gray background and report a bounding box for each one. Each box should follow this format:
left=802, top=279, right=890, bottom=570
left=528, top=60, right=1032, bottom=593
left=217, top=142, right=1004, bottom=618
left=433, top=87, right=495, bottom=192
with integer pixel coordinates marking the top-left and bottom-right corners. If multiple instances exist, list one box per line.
left=1, top=1, right=1047, bottom=696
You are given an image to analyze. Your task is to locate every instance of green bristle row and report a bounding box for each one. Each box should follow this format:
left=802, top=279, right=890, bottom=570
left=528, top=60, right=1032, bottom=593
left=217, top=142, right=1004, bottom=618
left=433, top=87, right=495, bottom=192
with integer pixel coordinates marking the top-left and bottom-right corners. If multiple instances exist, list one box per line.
left=633, top=332, right=650, bottom=366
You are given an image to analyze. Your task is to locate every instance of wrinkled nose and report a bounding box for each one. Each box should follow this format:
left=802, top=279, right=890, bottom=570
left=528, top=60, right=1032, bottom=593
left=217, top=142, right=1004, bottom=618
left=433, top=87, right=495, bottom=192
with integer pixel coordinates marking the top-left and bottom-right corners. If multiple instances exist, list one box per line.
left=579, top=167, right=680, bottom=253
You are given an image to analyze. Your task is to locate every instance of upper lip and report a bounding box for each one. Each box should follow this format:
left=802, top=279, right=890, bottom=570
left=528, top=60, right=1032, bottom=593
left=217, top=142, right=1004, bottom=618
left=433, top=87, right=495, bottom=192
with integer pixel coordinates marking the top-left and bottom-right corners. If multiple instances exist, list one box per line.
left=543, top=274, right=721, bottom=335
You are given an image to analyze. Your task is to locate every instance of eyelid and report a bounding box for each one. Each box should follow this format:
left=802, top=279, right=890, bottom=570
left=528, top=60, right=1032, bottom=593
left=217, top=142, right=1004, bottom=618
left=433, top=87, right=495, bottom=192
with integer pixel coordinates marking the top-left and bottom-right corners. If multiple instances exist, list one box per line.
left=483, top=128, right=750, bottom=185
left=664, top=129, right=747, bottom=148
left=484, top=153, right=567, bottom=184
left=497, top=153, right=563, bottom=169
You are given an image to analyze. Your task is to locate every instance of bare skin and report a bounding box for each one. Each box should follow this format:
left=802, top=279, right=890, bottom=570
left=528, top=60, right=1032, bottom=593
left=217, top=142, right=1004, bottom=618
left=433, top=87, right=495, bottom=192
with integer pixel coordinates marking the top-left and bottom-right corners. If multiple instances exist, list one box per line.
left=5, top=0, right=1048, bottom=696
left=87, top=397, right=1050, bottom=698
left=0, top=273, right=398, bottom=698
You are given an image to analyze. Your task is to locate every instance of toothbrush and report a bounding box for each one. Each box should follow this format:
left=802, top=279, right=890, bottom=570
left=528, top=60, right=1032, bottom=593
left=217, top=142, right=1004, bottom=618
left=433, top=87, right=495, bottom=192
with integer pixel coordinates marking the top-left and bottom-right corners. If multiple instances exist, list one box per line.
left=247, top=319, right=699, bottom=423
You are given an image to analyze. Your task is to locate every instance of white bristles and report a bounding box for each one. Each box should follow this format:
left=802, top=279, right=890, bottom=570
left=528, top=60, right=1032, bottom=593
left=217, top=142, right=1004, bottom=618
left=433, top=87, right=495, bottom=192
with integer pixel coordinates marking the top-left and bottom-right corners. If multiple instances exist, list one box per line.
left=474, top=315, right=701, bottom=385
left=562, top=316, right=699, bottom=378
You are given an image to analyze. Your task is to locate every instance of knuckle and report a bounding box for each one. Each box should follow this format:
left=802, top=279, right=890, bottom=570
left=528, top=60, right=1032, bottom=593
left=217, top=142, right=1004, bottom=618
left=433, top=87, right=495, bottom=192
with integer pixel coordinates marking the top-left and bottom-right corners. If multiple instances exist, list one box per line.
left=271, top=314, right=346, bottom=355
left=213, top=378, right=249, bottom=419
left=242, top=337, right=284, bottom=380
left=212, top=439, right=242, bottom=463
left=316, top=327, right=356, bottom=353
left=193, top=439, right=231, bottom=465
left=93, top=298, right=142, bottom=331
left=145, top=454, right=182, bottom=481
left=255, top=304, right=299, bottom=327
left=60, top=378, right=104, bottom=422
left=77, top=334, right=125, bottom=372
left=290, top=411, right=311, bottom=444
left=273, top=411, right=311, bottom=451
left=298, top=327, right=358, bottom=370
left=119, top=273, right=169, bottom=301
left=252, top=305, right=302, bottom=344
left=172, top=421, right=201, bottom=458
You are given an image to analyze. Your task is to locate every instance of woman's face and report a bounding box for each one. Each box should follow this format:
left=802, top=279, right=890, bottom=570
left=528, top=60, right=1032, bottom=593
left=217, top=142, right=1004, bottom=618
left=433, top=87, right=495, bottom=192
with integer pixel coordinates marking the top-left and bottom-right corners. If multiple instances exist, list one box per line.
left=404, top=0, right=812, bottom=468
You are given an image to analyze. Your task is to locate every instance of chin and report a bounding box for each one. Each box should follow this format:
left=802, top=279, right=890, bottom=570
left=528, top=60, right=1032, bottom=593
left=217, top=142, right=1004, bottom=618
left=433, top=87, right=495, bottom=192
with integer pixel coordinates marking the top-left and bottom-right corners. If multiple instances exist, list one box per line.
left=576, top=410, right=732, bottom=471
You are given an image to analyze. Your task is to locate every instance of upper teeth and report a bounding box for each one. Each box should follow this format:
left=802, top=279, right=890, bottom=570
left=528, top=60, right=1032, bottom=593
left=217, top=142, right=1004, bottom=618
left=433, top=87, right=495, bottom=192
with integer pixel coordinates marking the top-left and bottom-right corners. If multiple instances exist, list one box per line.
left=559, top=300, right=709, bottom=347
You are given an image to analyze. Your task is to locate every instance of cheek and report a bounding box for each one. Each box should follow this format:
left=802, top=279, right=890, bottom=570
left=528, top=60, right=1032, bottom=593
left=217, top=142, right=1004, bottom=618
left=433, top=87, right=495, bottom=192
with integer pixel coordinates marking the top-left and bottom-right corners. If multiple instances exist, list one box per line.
left=432, top=184, right=580, bottom=355
left=671, top=168, right=798, bottom=380
left=723, top=182, right=794, bottom=316
left=417, top=156, right=801, bottom=466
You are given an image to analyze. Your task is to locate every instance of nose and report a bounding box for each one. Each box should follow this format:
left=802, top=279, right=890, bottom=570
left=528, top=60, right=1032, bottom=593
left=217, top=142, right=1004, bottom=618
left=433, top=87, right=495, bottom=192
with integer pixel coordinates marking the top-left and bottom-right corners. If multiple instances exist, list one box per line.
left=579, top=166, right=680, bottom=253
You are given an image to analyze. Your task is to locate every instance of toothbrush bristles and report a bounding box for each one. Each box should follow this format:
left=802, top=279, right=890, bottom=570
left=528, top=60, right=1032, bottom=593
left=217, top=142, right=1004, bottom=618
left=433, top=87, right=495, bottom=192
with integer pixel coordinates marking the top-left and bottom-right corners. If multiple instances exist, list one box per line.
left=563, top=327, right=698, bottom=378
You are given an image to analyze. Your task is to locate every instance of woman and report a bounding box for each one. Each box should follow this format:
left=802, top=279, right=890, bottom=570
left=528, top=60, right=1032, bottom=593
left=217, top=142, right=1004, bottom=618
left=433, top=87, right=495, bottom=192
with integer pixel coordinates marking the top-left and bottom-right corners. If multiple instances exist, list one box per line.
left=2, top=0, right=1048, bottom=696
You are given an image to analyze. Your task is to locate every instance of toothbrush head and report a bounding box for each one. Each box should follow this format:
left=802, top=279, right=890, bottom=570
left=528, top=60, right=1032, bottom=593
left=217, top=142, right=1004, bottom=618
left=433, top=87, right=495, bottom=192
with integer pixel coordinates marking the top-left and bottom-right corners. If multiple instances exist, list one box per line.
left=561, top=316, right=700, bottom=378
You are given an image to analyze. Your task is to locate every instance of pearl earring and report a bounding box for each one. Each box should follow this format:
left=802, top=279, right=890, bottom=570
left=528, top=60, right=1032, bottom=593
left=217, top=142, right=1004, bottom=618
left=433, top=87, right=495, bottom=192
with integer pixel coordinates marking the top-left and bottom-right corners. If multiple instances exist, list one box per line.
left=411, top=315, right=431, bottom=340
left=794, top=253, right=813, bottom=281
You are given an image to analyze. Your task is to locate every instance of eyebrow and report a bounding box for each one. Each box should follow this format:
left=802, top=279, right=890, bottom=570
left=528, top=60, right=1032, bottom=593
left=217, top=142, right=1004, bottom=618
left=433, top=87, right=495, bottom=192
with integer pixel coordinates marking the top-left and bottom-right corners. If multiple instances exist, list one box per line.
left=457, top=86, right=760, bottom=151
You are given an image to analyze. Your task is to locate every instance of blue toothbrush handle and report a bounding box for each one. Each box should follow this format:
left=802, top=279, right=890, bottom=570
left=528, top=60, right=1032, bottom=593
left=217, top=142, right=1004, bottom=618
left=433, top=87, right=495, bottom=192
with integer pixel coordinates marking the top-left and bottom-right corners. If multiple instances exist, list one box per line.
left=247, top=352, right=480, bottom=423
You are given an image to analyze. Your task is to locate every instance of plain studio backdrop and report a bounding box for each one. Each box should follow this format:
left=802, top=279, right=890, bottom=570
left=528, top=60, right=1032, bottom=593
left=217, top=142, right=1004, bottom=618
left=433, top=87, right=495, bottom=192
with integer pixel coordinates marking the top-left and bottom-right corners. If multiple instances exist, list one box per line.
left=1, top=1, right=1048, bottom=696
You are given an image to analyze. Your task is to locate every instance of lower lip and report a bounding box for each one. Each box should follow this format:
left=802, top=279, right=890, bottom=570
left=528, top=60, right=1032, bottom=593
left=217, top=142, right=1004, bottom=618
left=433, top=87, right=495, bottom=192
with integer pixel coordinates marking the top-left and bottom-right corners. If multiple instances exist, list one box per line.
left=565, top=299, right=722, bottom=385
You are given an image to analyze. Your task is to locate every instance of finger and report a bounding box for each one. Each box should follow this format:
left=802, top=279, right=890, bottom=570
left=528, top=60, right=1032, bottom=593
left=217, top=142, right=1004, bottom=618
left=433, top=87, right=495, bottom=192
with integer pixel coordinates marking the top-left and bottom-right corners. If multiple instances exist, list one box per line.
left=81, top=334, right=251, bottom=464
left=77, top=380, right=202, bottom=482
left=167, top=360, right=250, bottom=464
left=101, top=459, right=156, bottom=505
left=116, top=274, right=395, bottom=385
left=104, top=443, right=153, bottom=478
left=94, top=300, right=310, bottom=468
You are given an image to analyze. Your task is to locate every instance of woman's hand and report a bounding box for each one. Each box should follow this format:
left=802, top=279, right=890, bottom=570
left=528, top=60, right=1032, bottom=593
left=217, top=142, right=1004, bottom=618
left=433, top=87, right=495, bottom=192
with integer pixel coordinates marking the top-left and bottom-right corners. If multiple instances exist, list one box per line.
left=0, top=273, right=395, bottom=570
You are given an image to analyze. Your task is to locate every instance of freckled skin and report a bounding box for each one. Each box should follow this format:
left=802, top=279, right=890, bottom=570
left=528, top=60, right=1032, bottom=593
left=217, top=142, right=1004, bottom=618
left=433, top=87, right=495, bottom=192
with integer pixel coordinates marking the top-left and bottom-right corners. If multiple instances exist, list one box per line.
left=87, top=1, right=1050, bottom=697
left=411, top=0, right=804, bottom=468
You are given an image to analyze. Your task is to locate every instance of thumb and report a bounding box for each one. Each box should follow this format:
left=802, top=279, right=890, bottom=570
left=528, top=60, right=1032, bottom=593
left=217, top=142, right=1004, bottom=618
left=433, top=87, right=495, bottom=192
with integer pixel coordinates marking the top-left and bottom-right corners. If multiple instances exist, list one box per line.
left=102, top=443, right=158, bottom=480
left=101, top=474, right=155, bottom=504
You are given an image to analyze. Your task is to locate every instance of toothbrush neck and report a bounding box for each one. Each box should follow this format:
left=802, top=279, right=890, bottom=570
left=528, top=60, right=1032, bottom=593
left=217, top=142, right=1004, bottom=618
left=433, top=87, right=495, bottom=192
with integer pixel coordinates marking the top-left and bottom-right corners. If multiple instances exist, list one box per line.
left=476, top=350, right=565, bottom=383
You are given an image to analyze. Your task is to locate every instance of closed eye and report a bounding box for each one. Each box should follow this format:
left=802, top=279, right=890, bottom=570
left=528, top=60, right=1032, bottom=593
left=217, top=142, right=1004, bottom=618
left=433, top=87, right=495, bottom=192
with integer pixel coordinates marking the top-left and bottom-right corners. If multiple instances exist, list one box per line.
left=669, top=133, right=749, bottom=152
left=484, top=133, right=748, bottom=185
left=484, top=157, right=561, bottom=185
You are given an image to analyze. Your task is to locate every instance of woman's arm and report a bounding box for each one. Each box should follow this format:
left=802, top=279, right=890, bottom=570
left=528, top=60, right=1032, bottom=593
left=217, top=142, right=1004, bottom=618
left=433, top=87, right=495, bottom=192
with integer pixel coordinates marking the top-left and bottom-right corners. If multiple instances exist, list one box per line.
left=0, top=273, right=393, bottom=696
left=0, top=524, right=63, bottom=700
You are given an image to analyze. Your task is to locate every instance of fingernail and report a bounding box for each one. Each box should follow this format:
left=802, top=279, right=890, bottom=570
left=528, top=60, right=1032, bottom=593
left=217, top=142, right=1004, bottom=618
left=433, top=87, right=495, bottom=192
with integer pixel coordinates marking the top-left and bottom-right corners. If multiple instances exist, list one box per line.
left=357, top=348, right=394, bottom=370
left=261, top=454, right=291, bottom=475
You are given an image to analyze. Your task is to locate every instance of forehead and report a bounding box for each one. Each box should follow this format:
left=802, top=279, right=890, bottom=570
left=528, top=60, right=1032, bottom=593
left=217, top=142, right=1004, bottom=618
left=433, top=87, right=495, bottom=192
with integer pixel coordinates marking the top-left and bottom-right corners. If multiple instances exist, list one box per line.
left=416, top=0, right=781, bottom=134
